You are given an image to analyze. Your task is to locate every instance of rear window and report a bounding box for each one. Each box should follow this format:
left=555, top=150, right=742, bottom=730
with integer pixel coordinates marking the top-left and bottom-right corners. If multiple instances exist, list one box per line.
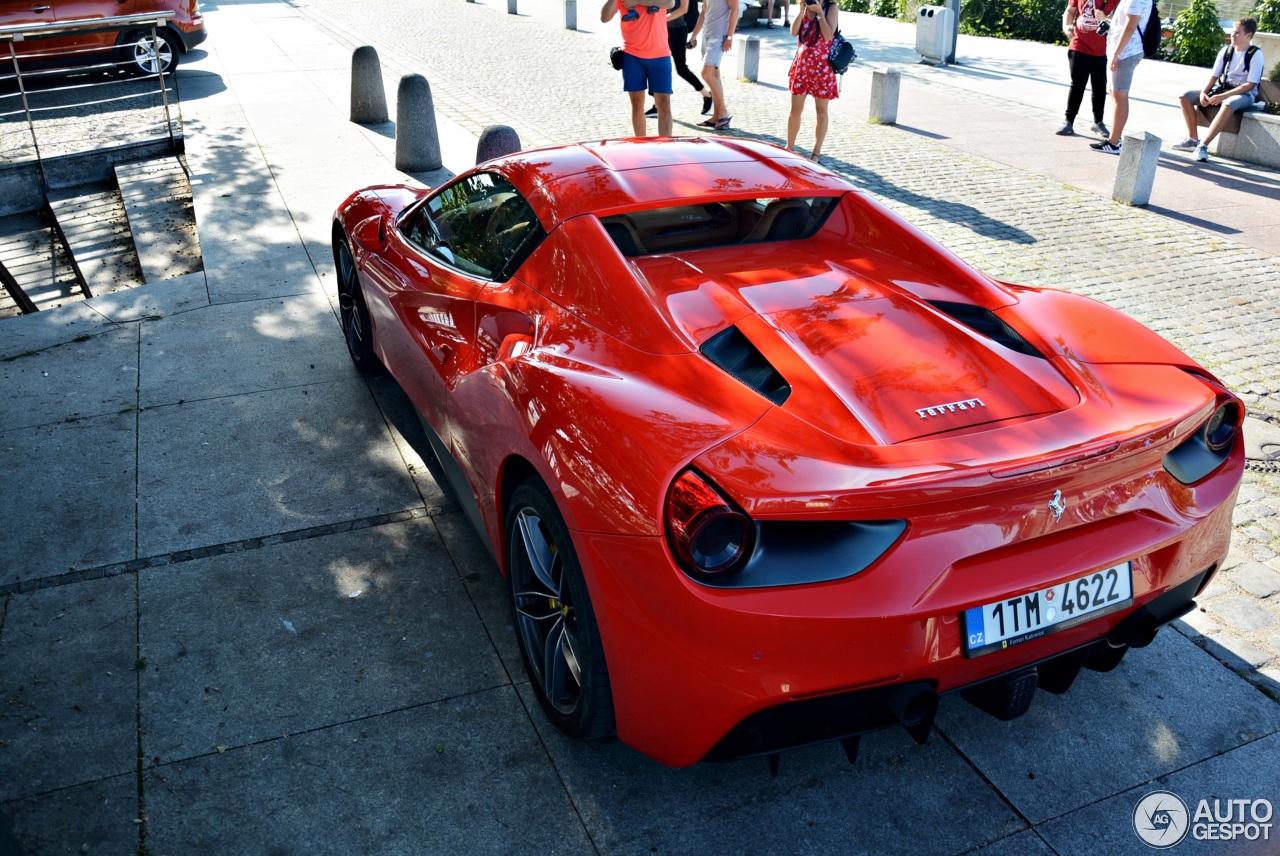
left=600, top=196, right=839, bottom=257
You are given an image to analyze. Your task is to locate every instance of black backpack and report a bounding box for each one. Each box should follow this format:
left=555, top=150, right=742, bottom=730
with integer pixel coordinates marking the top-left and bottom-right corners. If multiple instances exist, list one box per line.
left=1141, top=3, right=1162, bottom=58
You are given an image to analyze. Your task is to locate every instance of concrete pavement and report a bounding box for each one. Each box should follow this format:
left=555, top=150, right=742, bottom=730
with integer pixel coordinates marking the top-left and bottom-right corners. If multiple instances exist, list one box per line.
left=2, top=1, right=1280, bottom=853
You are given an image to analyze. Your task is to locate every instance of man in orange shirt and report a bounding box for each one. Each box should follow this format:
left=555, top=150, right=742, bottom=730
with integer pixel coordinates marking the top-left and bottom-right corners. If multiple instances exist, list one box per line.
left=603, top=0, right=676, bottom=136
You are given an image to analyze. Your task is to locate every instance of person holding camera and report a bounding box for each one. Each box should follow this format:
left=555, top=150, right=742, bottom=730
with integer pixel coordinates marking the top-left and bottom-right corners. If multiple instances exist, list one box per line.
left=1087, top=0, right=1151, bottom=154
left=1171, top=18, right=1264, bottom=162
left=644, top=0, right=714, bottom=120
left=784, top=0, right=838, bottom=160
left=1057, top=0, right=1113, bottom=137
left=603, top=0, right=677, bottom=136
left=689, top=0, right=739, bottom=129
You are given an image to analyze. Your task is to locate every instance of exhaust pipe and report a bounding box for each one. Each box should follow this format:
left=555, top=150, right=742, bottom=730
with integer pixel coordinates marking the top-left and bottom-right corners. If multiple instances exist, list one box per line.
left=888, top=685, right=938, bottom=744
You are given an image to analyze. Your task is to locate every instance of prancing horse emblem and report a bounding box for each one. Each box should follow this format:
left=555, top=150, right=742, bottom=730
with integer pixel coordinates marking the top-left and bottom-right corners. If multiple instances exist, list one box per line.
left=1047, top=490, right=1066, bottom=523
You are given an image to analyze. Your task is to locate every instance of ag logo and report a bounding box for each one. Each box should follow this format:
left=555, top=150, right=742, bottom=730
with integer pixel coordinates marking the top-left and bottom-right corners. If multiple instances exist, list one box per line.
left=1133, top=791, right=1190, bottom=848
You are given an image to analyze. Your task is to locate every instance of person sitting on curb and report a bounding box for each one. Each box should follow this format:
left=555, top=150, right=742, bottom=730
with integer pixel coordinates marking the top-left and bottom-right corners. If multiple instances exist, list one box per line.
left=1171, top=17, right=1265, bottom=163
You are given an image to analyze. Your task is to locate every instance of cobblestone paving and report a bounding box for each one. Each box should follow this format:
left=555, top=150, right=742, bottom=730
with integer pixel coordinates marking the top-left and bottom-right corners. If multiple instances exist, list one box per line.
left=298, top=0, right=1280, bottom=695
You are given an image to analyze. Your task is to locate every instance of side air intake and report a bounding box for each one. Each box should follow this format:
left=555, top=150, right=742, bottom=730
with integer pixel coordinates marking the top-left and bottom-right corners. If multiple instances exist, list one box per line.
left=928, top=301, right=1045, bottom=359
left=700, top=326, right=792, bottom=406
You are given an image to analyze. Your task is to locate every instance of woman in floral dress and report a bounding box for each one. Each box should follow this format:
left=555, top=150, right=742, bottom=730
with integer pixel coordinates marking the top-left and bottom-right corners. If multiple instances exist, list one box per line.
left=786, top=0, right=839, bottom=159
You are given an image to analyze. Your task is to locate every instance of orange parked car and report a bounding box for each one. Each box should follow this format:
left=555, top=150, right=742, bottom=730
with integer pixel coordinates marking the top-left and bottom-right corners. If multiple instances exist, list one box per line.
left=0, top=0, right=206, bottom=76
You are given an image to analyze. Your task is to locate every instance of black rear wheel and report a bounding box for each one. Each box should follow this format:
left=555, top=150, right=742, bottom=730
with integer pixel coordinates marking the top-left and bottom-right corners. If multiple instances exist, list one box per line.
left=506, top=479, right=614, bottom=739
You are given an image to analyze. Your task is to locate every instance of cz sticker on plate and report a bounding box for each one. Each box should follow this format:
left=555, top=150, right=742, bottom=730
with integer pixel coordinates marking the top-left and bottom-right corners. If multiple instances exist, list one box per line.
left=962, top=562, right=1133, bottom=658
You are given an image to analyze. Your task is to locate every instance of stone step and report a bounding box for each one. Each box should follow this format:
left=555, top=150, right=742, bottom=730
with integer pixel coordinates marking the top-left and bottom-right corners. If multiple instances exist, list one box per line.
left=0, top=210, right=82, bottom=319
left=46, top=183, right=146, bottom=299
left=114, top=156, right=203, bottom=283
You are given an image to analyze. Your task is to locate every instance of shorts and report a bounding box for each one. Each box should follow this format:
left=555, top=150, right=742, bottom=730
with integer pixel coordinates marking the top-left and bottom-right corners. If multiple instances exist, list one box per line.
left=1109, top=53, right=1141, bottom=93
left=701, top=32, right=727, bottom=68
left=622, top=53, right=673, bottom=94
left=1183, top=88, right=1256, bottom=115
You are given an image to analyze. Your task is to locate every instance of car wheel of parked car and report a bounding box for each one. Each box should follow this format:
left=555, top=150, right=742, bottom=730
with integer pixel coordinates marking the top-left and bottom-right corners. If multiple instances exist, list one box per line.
left=120, top=30, right=178, bottom=76
left=333, top=234, right=380, bottom=373
left=507, top=479, right=615, bottom=740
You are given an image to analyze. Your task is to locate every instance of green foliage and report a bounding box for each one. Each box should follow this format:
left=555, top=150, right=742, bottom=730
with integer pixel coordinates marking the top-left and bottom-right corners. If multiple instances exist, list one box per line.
left=871, top=0, right=903, bottom=19
left=1251, top=0, right=1280, bottom=34
left=1272, top=59, right=1280, bottom=79
left=1165, top=0, right=1225, bottom=66
left=958, top=0, right=1067, bottom=45
left=839, top=0, right=871, bottom=12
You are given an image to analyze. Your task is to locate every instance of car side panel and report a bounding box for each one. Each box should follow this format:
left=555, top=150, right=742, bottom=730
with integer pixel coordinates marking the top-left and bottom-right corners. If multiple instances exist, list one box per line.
left=356, top=222, right=482, bottom=445
left=0, top=1, right=65, bottom=61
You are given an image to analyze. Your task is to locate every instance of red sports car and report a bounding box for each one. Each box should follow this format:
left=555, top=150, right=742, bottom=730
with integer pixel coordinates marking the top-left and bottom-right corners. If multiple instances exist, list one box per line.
left=332, top=138, right=1243, bottom=769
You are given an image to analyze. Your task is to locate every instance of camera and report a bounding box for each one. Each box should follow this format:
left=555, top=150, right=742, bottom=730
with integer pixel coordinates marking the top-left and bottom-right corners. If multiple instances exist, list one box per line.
left=1096, top=19, right=1110, bottom=34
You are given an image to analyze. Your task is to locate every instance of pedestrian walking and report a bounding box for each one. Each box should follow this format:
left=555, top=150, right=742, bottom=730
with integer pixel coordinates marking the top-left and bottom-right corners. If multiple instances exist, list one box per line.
left=1058, top=0, right=1113, bottom=137
left=689, top=0, right=739, bottom=130
left=1089, top=0, right=1151, bottom=154
left=784, top=0, right=838, bottom=160
left=1171, top=18, right=1265, bottom=162
left=645, top=0, right=714, bottom=120
left=603, top=0, right=677, bottom=136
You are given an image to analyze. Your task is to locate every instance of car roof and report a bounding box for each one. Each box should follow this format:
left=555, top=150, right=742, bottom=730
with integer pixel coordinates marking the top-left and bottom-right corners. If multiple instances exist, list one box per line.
left=488, top=137, right=854, bottom=227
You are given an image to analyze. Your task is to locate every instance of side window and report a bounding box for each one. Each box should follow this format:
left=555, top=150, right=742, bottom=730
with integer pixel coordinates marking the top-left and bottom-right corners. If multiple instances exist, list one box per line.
left=399, top=172, right=543, bottom=280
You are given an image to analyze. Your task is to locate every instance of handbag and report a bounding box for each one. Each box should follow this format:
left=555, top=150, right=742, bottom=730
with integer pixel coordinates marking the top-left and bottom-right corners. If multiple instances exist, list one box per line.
left=828, top=29, right=854, bottom=74
left=610, top=46, right=626, bottom=70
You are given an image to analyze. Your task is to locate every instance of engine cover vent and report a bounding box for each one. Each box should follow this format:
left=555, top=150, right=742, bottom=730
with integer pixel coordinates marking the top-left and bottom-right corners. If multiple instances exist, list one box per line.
left=700, top=326, right=792, bottom=406
left=928, top=300, right=1045, bottom=359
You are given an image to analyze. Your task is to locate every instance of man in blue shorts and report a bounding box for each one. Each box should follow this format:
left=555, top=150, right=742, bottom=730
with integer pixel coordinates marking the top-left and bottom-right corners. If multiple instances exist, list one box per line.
left=603, top=0, right=676, bottom=136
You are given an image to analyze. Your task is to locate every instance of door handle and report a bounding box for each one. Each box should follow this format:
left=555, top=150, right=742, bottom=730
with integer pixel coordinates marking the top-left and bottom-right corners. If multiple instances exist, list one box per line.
left=431, top=344, right=453, bottom=364
left=29, top=5, right=52, bottom=11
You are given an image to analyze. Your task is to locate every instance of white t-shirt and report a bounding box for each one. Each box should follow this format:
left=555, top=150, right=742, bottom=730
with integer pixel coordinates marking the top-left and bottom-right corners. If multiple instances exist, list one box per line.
left=1107, top=0, right=1151, bottom=61
left=1212, top=44, right=1265, bottom=89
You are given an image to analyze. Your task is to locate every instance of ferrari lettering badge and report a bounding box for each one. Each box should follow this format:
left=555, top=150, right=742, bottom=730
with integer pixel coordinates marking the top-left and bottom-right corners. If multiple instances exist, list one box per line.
left=1047, top=490, right=1066, bottom=523
left=915, top=398, right=985, bottom=419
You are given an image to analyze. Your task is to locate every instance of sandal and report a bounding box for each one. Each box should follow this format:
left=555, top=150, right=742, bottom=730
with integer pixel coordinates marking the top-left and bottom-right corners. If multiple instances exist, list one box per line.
left=698, top=117, right=716, bottom=127
left=714, top=115, right=732, bottom=130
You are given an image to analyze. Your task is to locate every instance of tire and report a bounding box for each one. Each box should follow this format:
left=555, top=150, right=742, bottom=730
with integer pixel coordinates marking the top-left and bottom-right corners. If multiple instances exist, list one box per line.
left=506, top=479, right=615, bottom=740
left=119, top=30, right=179, bottom=77
left=333, top=233, right=380, bottom=373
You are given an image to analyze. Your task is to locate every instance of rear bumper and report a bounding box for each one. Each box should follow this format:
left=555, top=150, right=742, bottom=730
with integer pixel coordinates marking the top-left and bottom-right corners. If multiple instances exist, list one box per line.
left=704, top=564, right=1212, bottom=761
left=172, top=23, right=206, bottom=51
left=575, top=453, right=1240, bottom=768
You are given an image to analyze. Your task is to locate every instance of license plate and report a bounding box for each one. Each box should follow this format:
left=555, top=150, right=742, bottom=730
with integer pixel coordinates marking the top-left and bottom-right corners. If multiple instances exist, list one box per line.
left=962, top=562, right=1133, bottom=658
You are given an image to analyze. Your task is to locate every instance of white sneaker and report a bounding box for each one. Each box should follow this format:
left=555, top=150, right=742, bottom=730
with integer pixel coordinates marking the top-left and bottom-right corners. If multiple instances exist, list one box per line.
left=1195, top=144, right=1209, bottom=162
left=1171, top=137, right=1200, bottom=151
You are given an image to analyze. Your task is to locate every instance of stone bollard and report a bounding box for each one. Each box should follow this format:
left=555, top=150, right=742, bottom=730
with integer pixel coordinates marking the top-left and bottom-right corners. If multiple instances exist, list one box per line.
left=737, top=35, right=760, bottom=83
left=869, top=68, right=900, bottom=125
left=350, top=46, right=388, bottom=125
left=1114, top=131, right=1161, bottom=206
left=396, top=74, right=442, bottom=172
left=565, top=0, right=577, bottom=29
left=477, top=125, right=522, bottom=164
left=508, top=0, right=517, bottom=13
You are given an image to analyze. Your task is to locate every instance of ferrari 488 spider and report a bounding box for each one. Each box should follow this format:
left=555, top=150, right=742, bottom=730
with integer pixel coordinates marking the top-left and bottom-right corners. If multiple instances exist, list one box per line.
left=332, top=138, right=1243, bottom=768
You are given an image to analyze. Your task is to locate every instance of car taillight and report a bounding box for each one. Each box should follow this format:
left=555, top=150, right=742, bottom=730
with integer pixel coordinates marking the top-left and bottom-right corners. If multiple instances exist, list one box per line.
left=1202, top=399, right=1240, bottom=452
left=665, top=470, right=754, bottom=582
